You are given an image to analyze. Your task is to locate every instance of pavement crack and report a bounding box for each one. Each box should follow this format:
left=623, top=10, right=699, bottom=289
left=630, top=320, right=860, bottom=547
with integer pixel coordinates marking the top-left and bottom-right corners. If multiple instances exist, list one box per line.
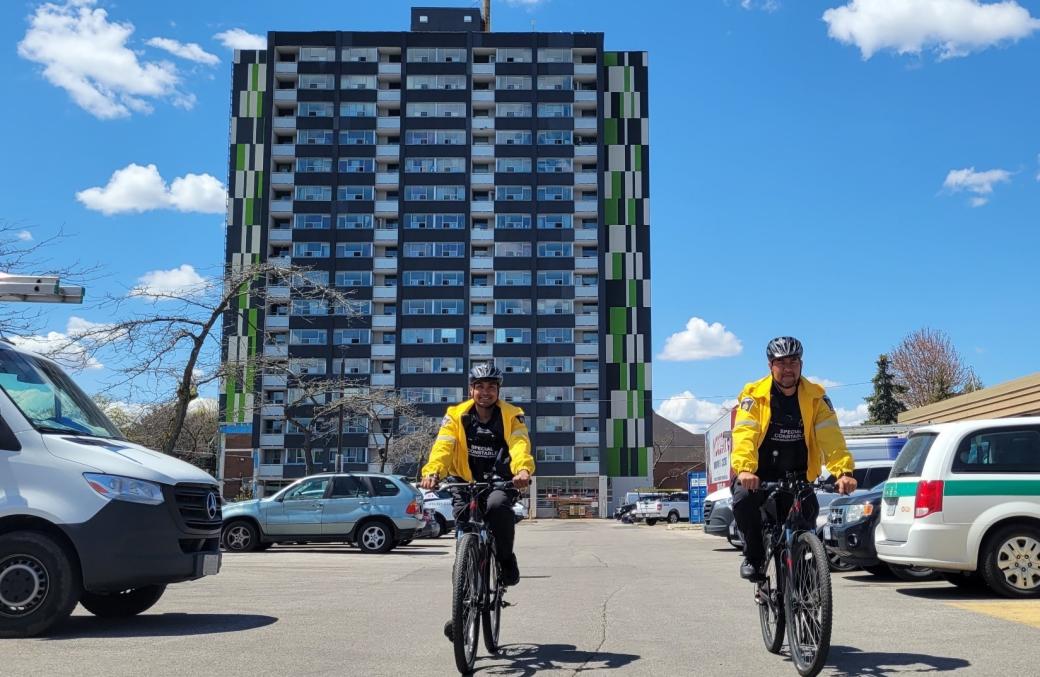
left=571, top=584, right=624, bottom=675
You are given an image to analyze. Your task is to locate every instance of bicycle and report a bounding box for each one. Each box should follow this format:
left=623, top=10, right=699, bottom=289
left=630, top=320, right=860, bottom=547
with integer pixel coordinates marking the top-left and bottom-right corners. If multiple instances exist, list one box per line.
left=442, top=477, right=514, bottom=675
left=753, top=473, right=836, bottom=677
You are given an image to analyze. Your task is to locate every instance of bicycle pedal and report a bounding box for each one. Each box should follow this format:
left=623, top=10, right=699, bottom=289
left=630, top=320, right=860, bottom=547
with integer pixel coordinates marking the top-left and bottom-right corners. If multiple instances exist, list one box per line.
left=501, top=600, right=514, bottom=608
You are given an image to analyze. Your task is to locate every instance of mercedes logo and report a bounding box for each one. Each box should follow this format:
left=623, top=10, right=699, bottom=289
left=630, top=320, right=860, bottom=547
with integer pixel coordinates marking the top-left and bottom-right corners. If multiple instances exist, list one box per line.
left=206, top=492, right=219, bottom=520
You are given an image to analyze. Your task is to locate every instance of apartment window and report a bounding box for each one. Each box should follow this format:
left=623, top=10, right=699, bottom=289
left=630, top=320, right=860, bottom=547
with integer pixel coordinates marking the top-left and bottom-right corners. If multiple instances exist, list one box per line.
left=335, top=300, right=371, bottom=315
left=336, top=242, right=373, bottom=258
left=538, top=242, right=573, bottom=257
left=538, top=214, right=573, bottom=229
left=337, top=214, right=374, bottom=229
left=401, top=357, right=465, bottom=374
left=538, top=186, right=573, bottom=201
left=406, top=48, right=467, bottom=63
left=496, top=158, right=532, bottom=173
left=494, top=328, right=531, bottom=344
left=300, top=47, right=335, bottom=62
left=339, top=130, right=376, bottom=145
left=294, top=186, right=330, bottom=201
left=296, top=157, right=332, bottom=173
left=495, top=271, right=531, bottom=286
left=538, top=103, right=573, bottom=118
left=495, top=102, right=531, bottom=118
left=402, top=328, right=463, bottom=345
left=337, top=186, right=374, bottom=201
left=403, top=242, right=465, bottom=257
left=538, top=357, right=574, bottom=373
left=297, top=129, right=334, bottom=145
left=402, top=299, right=464, bottom=315
left=292, top=242, right=329, bottom=258
left=538, top=327, right=574, bottom=344
left=292, top=214, right=330, bottom=230
left=494, top=242, right=531, bottom=258
left=537, top=157, right=573, bottom=173
left=405, top=157, right=466, bottom=173
left=342, top=47, right=377, bottom=62
left=289, top=329, right=327, bottom=346
left=341, top=74, right=377, bottom=90
left=490, top=215, right=528, bottom=231
left=538, top=386, right=573, bottom=402
left=538, top=48, right=572, bottom=63
left=299, top=74, right=334, bottom=89
left=405, top=129, right=466, bottom=144
left=404, top=271, right=464, bottom=286
left=499, top=357, right=532, bottom=374
left=340, top=102, right=377, bottom=117
left=537, top=446, right=575, bottom=462
left=537, top=75, right=573, bottom=91
left=495, top=75, right=532, bottom=91
left=289, top=270, right=329, bottom=287
left=406, top=74, right=467, bottom=90
left=339, top=157, right=375, bottom=173
left=538, top=299, right=573, bottom=317
left=495, top=299, right=531, bottom=315
left=335, top=271, right=373, bottom=287
left=405, top=102, right=467, bottom=118
left=537, top=416, right=574, bottom=433
left=402, top=387, right=464, bottom=404
left=538, top=130, right=573, bottom=145
left=334, top=329, right=372, bottom=345
left=405, top=185, right=465, bottom=201
left=340, top=416, right=369, bottom=433
left=537, top=271, right=573, bottom=287
left=290, top=300, right=328, bottom=316
left=495, top=186, right=532, bottom=201
left=288, top=358, right=326, bottom=376
left=404, top=213, right=465, bottom=229
left=298, top=102, right=334, bottom=117
left=501, top=387, right=531, bottom=403
left=261, top=449, right=282, bottom=465
left=496, top=130, right=532, bottom=145
left=340, top=447, right=368, bottom=463
left=496, top=48, right=532, bottom=64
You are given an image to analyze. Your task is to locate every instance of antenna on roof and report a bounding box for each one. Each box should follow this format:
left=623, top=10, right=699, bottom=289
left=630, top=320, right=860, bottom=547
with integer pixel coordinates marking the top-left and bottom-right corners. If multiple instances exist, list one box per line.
left=0, top=273, right=84, bottom=304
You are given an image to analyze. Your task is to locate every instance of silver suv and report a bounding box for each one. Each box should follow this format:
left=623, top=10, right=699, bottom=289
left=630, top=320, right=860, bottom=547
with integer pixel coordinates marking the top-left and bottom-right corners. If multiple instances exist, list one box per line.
left=221, top=473, right=424, bottom=554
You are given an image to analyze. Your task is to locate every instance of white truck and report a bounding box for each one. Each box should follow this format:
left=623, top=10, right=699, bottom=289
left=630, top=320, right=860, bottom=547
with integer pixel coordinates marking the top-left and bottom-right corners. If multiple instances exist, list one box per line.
left=0, top=277, right=222, bottom=637
left=635, top=492, right=690, bottom=525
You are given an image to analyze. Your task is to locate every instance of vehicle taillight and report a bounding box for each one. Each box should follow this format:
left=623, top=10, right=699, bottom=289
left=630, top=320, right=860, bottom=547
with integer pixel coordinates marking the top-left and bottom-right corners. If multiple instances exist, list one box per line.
left=406, top=500, right=419, bottom=515
left=914, top=480, right=944, bottom=518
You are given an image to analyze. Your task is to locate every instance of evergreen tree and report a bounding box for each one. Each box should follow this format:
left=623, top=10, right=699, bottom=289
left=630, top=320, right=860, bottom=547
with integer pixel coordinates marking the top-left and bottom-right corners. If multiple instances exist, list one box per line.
left=865, top=354, right=907, bottom=424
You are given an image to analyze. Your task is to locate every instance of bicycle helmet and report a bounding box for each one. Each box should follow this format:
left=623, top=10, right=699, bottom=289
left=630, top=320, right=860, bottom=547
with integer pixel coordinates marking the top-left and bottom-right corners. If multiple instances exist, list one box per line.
left=468, top=362, right=504, bottom=385
left=766, top=336, right=803, bottom=361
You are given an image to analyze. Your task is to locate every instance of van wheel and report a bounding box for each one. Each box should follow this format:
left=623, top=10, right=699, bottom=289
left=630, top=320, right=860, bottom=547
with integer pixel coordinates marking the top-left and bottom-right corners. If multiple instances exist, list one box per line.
left=0, top=531, right=82, bottom=638
left=357, top=521, right=393, bottom=554
left=646, top=519, right=658, bottom=526
left=888, top=564, right=938, bottom=582
left=222, top=520, right=259, bottom=552
left=668, top=512, right=680, bottom=524
left=981, top=526, right=1040, bottom=598
left=80, top=585, right=166, bottom=618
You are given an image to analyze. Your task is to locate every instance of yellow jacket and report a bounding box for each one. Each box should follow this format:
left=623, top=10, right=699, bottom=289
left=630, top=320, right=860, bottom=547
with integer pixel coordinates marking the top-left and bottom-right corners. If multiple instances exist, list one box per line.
left=421, top=399, right=535, bottom=481
left=730, top=376, right=854, bottom=481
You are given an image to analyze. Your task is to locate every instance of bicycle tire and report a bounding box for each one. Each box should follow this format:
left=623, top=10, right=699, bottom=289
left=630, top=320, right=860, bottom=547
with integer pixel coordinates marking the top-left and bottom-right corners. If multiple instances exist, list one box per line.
left=784, top=531, right=833, bottom=677
left=481, top=549, right=503, bottom=654
left=452, top=534, right=481, bottom=674
left=758, top=548, right=786, bottom=654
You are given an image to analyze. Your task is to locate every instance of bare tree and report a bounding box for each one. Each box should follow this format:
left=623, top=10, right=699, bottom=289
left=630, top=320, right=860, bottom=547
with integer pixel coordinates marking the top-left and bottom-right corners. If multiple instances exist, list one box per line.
left=890, top=328, right=972, bottom=409
left=330, top=388, right=426, bottom=473
left=280, top=376, right=366, bottom=476
left=93, top=397, right=219, bottom=472
left=389, top=416, right=440, bottom=478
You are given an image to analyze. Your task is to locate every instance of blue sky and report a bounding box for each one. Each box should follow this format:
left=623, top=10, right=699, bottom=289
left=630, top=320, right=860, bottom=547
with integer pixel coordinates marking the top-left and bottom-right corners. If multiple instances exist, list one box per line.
left=2, top=0, right=1038, bottom=430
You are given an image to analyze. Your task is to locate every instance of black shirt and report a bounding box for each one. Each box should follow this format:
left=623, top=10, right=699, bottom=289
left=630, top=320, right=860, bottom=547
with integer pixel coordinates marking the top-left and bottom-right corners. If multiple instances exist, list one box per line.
left=463, top=405, right=511, bottom=480
left=759, top=382, right=809, bottom=480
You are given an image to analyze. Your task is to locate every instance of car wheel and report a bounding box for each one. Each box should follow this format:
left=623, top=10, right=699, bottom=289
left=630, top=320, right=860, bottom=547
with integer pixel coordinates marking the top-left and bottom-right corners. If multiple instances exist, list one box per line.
left=888, top=564, right=939, bottom=582
left=79, top=585, right=166, bottom=618
left=222, top=520, right=259, bottom=553
left=980, top=525, right=1040, bottom=598
left=827, top=549, right=858, bottom=572
left=357, top=521, right=393, bottom=554
left=668, top=512, right=680, bottom=524
left=0, top=531, right=82, bottom=639
left=646, top=519, right=658, bottom=526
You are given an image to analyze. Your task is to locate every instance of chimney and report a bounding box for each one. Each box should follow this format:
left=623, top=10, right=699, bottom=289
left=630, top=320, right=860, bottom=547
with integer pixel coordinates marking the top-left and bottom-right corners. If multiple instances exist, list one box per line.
left=483, top=0, right=492, bottom=31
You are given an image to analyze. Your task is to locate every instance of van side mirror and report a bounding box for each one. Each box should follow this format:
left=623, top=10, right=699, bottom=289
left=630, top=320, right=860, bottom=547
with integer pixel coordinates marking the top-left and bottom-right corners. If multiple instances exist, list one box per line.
left=0, top=416, right=22, bottom=452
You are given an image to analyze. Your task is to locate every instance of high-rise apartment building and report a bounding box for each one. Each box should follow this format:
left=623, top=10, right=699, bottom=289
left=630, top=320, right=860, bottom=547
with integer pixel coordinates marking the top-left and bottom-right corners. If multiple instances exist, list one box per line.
left=220, top=6, right=652, bottom=516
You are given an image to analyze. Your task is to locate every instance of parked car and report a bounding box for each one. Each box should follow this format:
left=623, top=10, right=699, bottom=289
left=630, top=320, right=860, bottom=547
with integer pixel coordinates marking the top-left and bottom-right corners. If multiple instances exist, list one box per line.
left=614, top=502, right=637, bottom=522
left=416, top=488, right=454, bottom=537
left=222, top=473, right=424, bottom=554
left=635, top=492, right=689, bottom=525
left=626, top=494, right=663, bottom=523
left=416, top=508, right=441, bottom=539
left=876, top=418, right=1040, bottom=597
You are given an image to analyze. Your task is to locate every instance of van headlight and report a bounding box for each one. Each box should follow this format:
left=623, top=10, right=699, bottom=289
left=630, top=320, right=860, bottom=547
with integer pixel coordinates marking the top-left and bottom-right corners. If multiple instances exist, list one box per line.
left=845, top=502, right=875, bottom=524
left=84, top=473, right=164, bottom=506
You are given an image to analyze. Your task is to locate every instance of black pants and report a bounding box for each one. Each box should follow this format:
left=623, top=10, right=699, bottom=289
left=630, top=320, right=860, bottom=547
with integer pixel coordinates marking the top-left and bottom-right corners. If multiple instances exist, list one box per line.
left=732, top=482, right=819, bottom=564
left=453, top=489, right=516, bottom=562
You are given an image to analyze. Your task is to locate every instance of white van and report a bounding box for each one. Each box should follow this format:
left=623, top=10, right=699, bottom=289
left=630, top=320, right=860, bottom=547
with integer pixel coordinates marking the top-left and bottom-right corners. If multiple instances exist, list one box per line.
left=0, top=340, right=222, bottom=637
left=876, top=418, right=1040, bottom=597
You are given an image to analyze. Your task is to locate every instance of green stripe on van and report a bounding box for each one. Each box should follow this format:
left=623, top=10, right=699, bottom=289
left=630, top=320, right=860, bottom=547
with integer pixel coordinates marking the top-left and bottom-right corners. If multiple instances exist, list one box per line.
left=883, top=482, right=917, bottom=499
left=945, top=480, right=1040, bottom=496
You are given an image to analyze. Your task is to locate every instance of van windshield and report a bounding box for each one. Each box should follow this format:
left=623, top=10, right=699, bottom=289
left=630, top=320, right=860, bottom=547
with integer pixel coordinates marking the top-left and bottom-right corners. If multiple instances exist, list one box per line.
left=889, top=433, right=937, bottom=478
left=0, top=348, right=123, bottom=439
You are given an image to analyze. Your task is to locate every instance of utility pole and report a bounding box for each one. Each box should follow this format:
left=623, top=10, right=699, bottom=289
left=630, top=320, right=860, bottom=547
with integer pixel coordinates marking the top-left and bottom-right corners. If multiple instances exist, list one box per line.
left=337, top=354, right=346, bottom=471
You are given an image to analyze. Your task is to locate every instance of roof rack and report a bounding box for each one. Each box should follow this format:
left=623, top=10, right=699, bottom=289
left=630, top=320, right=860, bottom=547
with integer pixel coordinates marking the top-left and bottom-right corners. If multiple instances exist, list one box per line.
left=0, top=274, right=84, bottom=304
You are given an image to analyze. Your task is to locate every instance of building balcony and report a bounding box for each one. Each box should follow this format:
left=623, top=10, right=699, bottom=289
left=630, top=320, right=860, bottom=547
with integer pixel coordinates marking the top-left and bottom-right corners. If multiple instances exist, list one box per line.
left=575, top=90, right=597, bottom=103
left=377, top=117, right=400, bottom=131
left=373, top=286, right=398, bottom=300
left=372, top=315, right=396, bottom=329
left=472, top=90, right=495, bottom=103
left=471, top=145, right=494, bottom=158
left=575, top=431, right=599, bottom=445
left=262, top=373, right=288, bottom=387
left=374, top=228, right=398, bottom=242
left=472, top=63, right=495, bottom=75
left=471, top=172, right=494, bottom=187
left=271, top=172, right=294, bottom=187
left=266, top=286, right=290, bottom=300
left=470, top=257, right=493, bottom=270
left=270, top=199, right=293, bottom=215
left=575, top=117, right=598, bottom=131
left=268, top=228, right=292, bottom=243
left=271, top=144, right=295, bottom=159
left=471, top=200, right=494, bottom=214
left=376, top=144, right=400, bottom=159
left=472, top=118, right=494, bottom=130
left=575, top=314, right=598, bottom=327
left=371, top=344, right=396, bottom=358
left=273, top=117, right=297, bottom=131
left=257, top=464, right=284, bottom=479
left=575, top=344, right=599, bottom=358
left=260, top=404, right=285, bottom=417
left=375, top=172, right=398, bottom=188
left=575, top=401, right=598, bottom=415
left=576, top=372, right=599, bottom=386
left=275, top=62, right=298, bottom=74
left=375, top=200, right=398, bottom=216
left=373, top=257, right=397, bottom=271
left=575, top=256, right=598, bottom=271
left=266, top=315, right=289, bottom=329
left=575, top=461, right=599, bottom=476
left=378, top=62, right=401, bottom=76
left=574, top=64, right=597, bottom=77
left=264, top=344, right=288, bottom=358
left=575, top=229, right=599, bottom=243
left=470, top=286, right=492, bottom=299
left=574, top=145, right=598, bottom=158
left=259, top=434, right=285, bottom=447
left=575, top=172, right=597, bottom=186
left=267, top=256, right=291, bottom=268
left=273, top=90, right=297, bottom=102
left=371, top=372, right=395, bottom=387
left=469, top=314, right=492, bottom=328
left=575, top=200, right=598, bottom=215
left=471, top=228, right=494, bottom=242
left=470, top=343, right=492, bottom=357
left=575, top=287, right=598, bottom=301
left=377, top=89, right=401, bottom=103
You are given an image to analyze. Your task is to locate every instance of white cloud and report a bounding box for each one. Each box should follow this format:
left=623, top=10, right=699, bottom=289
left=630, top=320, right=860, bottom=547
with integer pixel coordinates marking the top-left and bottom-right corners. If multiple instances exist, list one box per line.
left=213, top=28, right=266, bottom=50
left=741, top=0, right=781, bottom=11
left=9, top=316, right=104, bottom=371
left=836, top=403, right=869, bottom=427
left=504, top=0, right=549, bottom=6
left=659, top=317, right=743, bottom=361
left=657, top=392, right=738, bottom=433
left=17, top=0, right=193, bottom=119
left=76, top=163, right=226, bottom=215
left=823, top=0, right=1040, bottom=60
left=146, top=37, right=219, bottom=65
left=942, top=167, right=1012, bottom=207
left=132, top=264, right=207, bottom=300
left=16, top=231, right=33, bottom=242
left=806, top=376, right=842, bottom=388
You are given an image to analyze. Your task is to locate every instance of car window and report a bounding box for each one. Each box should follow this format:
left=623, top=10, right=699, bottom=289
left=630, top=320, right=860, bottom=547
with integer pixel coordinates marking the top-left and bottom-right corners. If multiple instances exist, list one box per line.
left=867, top=466, right=892, bottom=486
left=283, top=477, right=330, bottom=501
left=436, top=490, right=453, bottom=500
left=852, top=468, right=870, bottom=486
left=331, top=476, right=369, bottom=498
left=368, top=476, right=401, bottom=497
left=953, top=428, right=1040, bottom=474
left=890, top=433, right=938, bottom=478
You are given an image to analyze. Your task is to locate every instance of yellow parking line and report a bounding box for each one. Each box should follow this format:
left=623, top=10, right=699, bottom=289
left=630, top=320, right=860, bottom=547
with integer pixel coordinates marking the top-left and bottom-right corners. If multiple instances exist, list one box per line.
left=947, top=601, right=1040, bottom=630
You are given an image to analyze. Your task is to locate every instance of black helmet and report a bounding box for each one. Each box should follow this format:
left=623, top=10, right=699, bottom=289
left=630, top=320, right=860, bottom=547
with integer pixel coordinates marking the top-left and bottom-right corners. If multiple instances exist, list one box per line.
left=468, top=362, right=504, bottom=385
left=766, top=336, right=803, bottom=361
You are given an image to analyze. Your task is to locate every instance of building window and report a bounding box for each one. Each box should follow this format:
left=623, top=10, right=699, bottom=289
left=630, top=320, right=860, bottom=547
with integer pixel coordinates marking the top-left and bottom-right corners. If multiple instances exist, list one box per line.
left=496, top=158, right=532, bottom=173
left=496, top=48, right=532, bottom=64
left=288, top=358, right=327, bottom=376
left=335, top=243, right=373, bottom=258
left=290, top=300, right=328, bottom=316
left=401, top=357, right=465, bottom=374
left=337, top=186, right=374, bottom=201
left=299, top=74, right=334, bottom=89
left=495, top=102, right=531, bottom=118
left=405, top=157, right=466, bottom=173
left=501, top=387, right=531, bottom=403
left=537, top=271, right=573, bottom=287
left=341, top=75, right=377, bottom=90
left=296, top=157, right=333, bottom=173
left=537, top=76, right=572, bottom=91
left=494, top=214, right=531, bottom=230
left=498, top=357, right=531, bottom=374
left=538, top=186, right=573, bottom=201
left=495, top=271, right=531, bottom=286
left=297, top=130, right=334, bottom=145
left=406, top=74, right=467, bottom=90
left=402, top=328, right=463, bottom=345
left=300, top=47, right=335, bottom=62
left=405, top=129, right=466, bottom=144
left=495, top=186, right=532, bottom=201
left=495, top=299, right=531, bottom=315
left=537, top=157, right=573, bottom=173
left=298, top=102, right=334, bottom=117
left=289, top=329, right=327, bottom=346
left=537, top=446, right=575, bottom=462
left=402, top=299, right=464, bottom=315
left=405, top=185, right=465, bottom=201
left=340, top=102, right=376, bottom=117
left=494, top=241, right=531, bottom=257
left=335, top=271, right=373, bottom=287
left=339, top=130, right=376, bottom=145
left=538, top=130, right=573, bottom=145
left=292, top=214, right=330, bottom=230
left=538, top=214, right=573, bottom=229
left=494, top=328, right=531, bottom=344
left=538, top=357, right=574, bottom=373
left=337, top=214, right=374, bottom=229
left=332, top=329, right=371, bottom=345
left=537, top=327, right=573, bottom=344
left=339, top=158, right=375, bottom=173
left=496, top=130, right=532, bottom=145
left=292, top=242, right=330, bottom=258
left=341, top=48, right=377, bottom=62
left=538, top=48, right=572, bottom=63
left=405, top=102, right=467, bottom=118
left=538, top=242, right=573, bottom=257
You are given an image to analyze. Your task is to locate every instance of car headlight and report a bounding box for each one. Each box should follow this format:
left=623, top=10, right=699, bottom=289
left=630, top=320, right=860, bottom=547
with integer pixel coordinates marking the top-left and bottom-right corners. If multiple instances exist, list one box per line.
left=84, top=473, right=164, bottom=506
left=713, top=497, right=731, bottom=509
left=845, top=502, right=875, bottom=524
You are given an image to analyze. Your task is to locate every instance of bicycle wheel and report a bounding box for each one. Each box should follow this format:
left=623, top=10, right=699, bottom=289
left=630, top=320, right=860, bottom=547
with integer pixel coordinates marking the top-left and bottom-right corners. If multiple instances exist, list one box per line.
left=757, top=548, right=786, bottom=654
left=481, top=549, right=503, bottom=654
left=784, top=531, right=833, bottom=677
left=452, top=533, right=481, bottom=674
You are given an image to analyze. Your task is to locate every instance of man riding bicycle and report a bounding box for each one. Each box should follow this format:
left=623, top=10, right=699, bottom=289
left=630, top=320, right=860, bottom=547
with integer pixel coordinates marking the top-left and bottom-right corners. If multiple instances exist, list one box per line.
left=420, top=362, right=535, bottom=638
left=731, top=336, right=858, bottom=582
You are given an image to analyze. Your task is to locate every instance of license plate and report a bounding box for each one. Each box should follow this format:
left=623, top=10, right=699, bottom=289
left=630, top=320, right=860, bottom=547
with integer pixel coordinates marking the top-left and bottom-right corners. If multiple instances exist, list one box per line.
left=886, top=502, right=897, bottom=517
left=202, top=553, right=221, bottom=576
left=823, top=525, right=831, bottom=540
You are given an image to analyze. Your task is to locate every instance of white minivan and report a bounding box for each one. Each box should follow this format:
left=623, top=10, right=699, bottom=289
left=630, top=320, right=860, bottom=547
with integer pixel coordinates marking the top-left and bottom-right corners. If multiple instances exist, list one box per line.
left=876, top=418, right=1040, bottom=597
left=0, top=340, right=222, bottom=637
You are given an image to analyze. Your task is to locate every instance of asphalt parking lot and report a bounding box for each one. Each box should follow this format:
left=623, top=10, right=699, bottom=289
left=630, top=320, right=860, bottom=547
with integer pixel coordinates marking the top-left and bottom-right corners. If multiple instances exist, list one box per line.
left=5, top=520, right=1039, bottom=676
